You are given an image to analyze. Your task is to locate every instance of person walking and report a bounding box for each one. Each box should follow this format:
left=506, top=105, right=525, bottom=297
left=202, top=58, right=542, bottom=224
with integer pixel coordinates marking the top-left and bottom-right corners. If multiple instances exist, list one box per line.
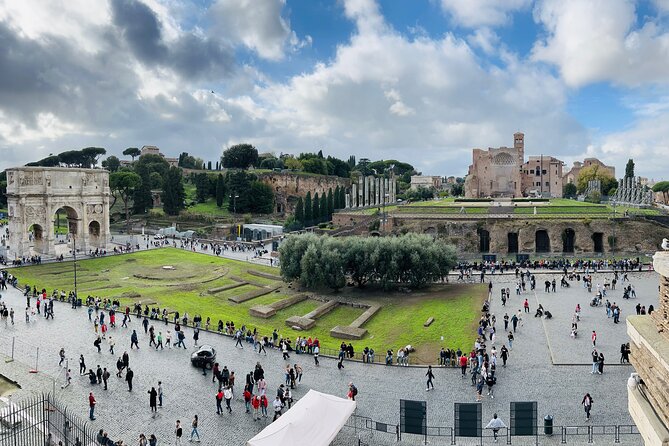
left=126, top=367, right=134, bottom=391
left=223, top=386, right=233, bottom=414
left=425, top=365, right=435, bottom=391
left=155, top=332, right=163, bottom=350
left=59, top=348, right=65, bottom=367
left=189, top=415, right=200, bottom=442
left=500, top=345, right=509, bottom=367
left=582, top=393, right=594, bottom=421
left=251, top=394, right=261, bottom=421
left=148, top=387, right=157, bottom=413
left=175, top=420, right=183, bottom=445
left=79, top=354, right=86, bottom=375
left=485, top=413, right=507, bottom=443
left=598, top=353, right=605, bottom=374
left=108, top=336, right=115, bottom=355
left=591, top=330, right=597, bottom=347
left=507, top=332, right=514, bottom=350
left=88, top=392, right=96, bottom=420
left=61, top=368, right=72, bottom=389
left=458, top=353, right=467, bottom=377
left=130, top=330, right=139, bottom=349
left=216, top=389, right=224, bottom=415
left=313, top=345, right=320, bottom=366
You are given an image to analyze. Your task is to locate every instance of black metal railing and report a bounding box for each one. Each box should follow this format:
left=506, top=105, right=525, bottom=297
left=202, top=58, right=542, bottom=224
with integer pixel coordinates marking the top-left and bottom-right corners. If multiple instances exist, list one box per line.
left=0, top=393, right=101, bottom=446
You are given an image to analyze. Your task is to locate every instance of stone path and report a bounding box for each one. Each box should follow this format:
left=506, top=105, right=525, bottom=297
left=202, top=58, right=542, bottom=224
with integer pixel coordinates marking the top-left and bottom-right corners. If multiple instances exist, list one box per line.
left=0, top=271, right=656, bottom=445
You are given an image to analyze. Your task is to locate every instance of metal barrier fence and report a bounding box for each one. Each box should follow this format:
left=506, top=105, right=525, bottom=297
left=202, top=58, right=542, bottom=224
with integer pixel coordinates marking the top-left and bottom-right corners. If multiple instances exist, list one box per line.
left=0, top=393, right=99, bottom=446
left=340, top=414, right=640, bottom=445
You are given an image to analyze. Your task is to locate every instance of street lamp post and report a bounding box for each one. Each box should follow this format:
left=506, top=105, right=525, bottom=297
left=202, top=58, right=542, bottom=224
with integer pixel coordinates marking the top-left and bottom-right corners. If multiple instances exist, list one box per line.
left=72, top=232, right=78, bottom=299
left=611, top=199, right=617, bottom=258
left=229, top=194, right=239, bottom=214
left=382, top=193, right=389, bottom=232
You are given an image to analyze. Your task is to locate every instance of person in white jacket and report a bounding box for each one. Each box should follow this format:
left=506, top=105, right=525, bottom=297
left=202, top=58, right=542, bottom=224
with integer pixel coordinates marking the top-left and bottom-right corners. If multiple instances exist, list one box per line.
left=485, top=413, right=507, bottom=443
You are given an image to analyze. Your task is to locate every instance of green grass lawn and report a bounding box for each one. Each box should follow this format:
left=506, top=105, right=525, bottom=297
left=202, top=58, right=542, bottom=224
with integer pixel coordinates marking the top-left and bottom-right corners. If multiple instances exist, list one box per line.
left=9, top=248, right=485, bottom=363
left=186, top=198, right=231, bottom=216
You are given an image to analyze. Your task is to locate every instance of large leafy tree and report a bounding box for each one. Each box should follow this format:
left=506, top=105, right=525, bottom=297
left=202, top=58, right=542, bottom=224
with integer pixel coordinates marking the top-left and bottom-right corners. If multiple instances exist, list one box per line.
left=162, top=167, right=185, bottom=215
left=280, top=233, right=456, bottom=291
left=110, top=171, right=141, bottom=231
left=222, top=144, right=258, bottom=169
left=576, top=164, right=617, bottom=195
left=653, top=181, right=669, bottom=204
left=123, top=147, right=141, bottom=161
left=101, top=155, right=121, bottom=173
left=249, top=181, right=274, bottom=213
left=81, top=147, right=106, bottom=167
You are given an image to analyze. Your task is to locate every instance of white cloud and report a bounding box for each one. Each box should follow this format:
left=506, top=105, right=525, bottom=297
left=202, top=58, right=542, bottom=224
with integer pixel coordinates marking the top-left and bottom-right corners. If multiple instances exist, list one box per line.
left=532, top=0, right=669, bottom=87
left=440, top=0, right=531, bottom=27
left=467, top=27, right=500, bottom=54
left=210, top=0, right=305, bottom=60
left=236, top=0, right=585, bottom=175
left=0, top=0, right=111, bottom=53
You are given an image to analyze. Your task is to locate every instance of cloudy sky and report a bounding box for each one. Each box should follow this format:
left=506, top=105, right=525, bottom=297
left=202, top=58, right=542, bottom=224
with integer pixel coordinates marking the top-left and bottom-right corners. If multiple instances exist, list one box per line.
left=1, top=0, right=669, bottom=178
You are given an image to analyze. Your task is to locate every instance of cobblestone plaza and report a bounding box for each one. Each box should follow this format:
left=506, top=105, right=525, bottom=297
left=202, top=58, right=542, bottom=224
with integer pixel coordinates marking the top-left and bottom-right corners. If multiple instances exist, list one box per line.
left=0, top=260, right=658, bottom=445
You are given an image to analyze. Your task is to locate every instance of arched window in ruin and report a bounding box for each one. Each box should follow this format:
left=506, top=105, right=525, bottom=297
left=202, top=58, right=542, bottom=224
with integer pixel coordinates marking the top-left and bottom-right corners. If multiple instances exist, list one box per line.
left=562, top=228, right=575, bottom=253
left=592, top=232, right=604, bottom=253
left=535, top=230, right=550, bottom=253
left=507, top=232, right=519, bottom=253
left=479, top=229, right=490, bottom=253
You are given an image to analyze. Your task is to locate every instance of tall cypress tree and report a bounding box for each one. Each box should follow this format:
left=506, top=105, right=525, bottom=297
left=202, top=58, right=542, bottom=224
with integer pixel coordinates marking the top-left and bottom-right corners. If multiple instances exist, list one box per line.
left=334, top=186, right=340, bottom=210
left=312, top=192, right=320, bottom=224
left=304, top=192, right=313, bottom=226
left=215, top=173, right=225, bottom=207
left=320, top=192, right=327, bottom=222
left=295, top=197, right=304, bottom=226
left=338, top=186, right=346, bottom=209
left=327, top=188, right=334, bottom=220
left=162, top=166, right=185, bottom=216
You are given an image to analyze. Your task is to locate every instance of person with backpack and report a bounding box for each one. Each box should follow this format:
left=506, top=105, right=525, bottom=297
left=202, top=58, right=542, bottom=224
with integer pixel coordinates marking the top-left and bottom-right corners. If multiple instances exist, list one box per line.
left=347, top=382, right=358, bottom=401
left=485, top=413, right=507, bottom=443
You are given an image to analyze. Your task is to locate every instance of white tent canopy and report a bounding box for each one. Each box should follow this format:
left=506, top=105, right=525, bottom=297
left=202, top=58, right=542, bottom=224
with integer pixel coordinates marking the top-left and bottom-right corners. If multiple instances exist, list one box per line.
left=247, top=390, right=356, bottom=446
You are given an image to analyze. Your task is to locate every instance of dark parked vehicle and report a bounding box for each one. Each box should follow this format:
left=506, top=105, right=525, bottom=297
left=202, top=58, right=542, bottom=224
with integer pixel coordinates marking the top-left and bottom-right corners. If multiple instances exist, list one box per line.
left=190, top=345, right=216, bottom=369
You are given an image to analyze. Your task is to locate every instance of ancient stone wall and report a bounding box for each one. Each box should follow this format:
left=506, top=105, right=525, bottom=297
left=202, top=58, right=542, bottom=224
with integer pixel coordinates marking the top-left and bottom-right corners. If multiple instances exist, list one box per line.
left=257, top=172, right=350, bottom=214
left=388, top=216, right=665, bottom=254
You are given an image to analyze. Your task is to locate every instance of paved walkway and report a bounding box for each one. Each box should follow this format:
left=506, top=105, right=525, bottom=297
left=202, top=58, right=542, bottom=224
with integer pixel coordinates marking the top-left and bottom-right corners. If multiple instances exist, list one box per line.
left=0, top=271, right=656, bottom=445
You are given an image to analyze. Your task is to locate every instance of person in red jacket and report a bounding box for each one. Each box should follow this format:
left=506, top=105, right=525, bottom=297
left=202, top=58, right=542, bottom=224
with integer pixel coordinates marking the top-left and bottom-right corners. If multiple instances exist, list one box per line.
left=243, top=388, right=252, bottom=413
left=459, top=354, right=468, bottom=377
left=88, top=392, right=96, bottom=420
left=251, top=394, right=261, bottom=421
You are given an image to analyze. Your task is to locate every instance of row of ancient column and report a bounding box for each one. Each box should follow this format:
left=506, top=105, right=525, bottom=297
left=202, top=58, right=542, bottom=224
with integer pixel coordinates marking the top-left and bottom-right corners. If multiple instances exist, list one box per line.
left=345, top=175, right=396, bottom=208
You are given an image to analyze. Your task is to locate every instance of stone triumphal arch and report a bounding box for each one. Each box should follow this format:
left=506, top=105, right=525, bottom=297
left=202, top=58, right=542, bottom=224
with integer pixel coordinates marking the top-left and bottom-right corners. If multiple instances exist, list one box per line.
left=5, top=167, right=111, bottom=258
